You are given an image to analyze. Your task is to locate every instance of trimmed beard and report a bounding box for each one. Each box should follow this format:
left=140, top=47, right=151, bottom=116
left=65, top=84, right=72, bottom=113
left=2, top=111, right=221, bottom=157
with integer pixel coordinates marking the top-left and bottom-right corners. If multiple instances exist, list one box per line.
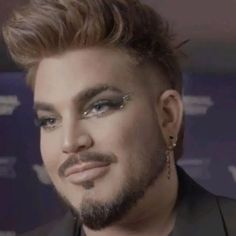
left=56, top=150, right=167, bottom=230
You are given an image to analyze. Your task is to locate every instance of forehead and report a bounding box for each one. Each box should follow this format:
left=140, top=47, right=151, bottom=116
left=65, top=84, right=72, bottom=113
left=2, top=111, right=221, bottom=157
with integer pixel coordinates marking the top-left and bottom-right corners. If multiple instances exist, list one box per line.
left=34, top=47, right=144, bottom=103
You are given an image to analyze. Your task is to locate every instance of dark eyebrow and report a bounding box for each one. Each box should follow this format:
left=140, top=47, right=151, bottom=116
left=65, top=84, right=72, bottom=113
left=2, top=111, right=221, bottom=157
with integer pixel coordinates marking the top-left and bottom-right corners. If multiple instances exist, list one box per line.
left=73, top=84, right=123, bottom=105
left=34, top=103, right=57, bottom=113
left=34, top=84, right=123, bottom=112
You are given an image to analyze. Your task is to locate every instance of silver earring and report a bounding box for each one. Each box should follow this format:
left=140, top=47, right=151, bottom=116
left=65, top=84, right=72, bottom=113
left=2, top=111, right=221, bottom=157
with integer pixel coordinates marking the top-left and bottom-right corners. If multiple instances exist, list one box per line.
left=166, top=136, right=177, bottom=180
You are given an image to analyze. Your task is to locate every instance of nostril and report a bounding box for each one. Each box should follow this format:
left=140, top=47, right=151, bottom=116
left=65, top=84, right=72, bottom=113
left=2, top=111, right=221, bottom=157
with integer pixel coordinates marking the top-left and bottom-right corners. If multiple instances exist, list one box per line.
left=62, top=134, right=93, bottom=154
left=62, top=142, right=78, bottom=154
left=78, top=135, right=93, bottom=148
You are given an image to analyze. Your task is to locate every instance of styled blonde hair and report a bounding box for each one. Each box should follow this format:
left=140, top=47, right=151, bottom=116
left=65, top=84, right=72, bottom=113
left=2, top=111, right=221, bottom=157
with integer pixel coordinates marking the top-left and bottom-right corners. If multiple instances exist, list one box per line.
left=2, top=0, right=184, bottom=159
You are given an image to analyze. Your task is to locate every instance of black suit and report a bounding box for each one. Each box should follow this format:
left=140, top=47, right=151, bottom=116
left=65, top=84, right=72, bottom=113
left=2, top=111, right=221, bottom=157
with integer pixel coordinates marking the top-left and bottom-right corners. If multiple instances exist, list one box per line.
left=19, top=167, right=236, bottom=236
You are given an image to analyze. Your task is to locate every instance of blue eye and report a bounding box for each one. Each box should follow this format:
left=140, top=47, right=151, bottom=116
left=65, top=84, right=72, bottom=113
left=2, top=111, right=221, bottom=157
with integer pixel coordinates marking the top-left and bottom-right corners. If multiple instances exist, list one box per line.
left=83, top=97, right=127, bottom=118
left=86, top=101, right=115, bottom=117
left=93, top=102, right=110, bottom=112
left=35, top=116, right=59, bottom=131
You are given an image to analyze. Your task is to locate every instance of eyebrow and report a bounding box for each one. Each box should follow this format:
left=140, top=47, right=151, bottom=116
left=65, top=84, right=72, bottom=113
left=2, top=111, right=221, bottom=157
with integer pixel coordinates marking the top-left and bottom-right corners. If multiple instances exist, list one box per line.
left=34, top=103, right=57, bottom=113
left=34, top=84, right=123, bottom=112
left=74, top=84, right=123, bottom=105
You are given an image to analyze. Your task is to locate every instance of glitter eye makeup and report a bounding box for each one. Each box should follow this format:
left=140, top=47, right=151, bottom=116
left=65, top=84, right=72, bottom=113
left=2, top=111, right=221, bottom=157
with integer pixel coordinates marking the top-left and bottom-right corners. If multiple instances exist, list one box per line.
left=82, top=94, right=131, bottom=119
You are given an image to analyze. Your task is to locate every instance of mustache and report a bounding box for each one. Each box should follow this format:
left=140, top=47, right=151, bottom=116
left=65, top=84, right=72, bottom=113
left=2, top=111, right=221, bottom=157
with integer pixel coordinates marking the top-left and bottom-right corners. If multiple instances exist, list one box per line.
left=58, top=152, right=117, bottom=178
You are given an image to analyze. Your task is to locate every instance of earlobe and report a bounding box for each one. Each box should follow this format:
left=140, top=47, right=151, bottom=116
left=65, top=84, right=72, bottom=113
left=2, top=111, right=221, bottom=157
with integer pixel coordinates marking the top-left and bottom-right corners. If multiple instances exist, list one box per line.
left=158, top=90, right=183, bottom=144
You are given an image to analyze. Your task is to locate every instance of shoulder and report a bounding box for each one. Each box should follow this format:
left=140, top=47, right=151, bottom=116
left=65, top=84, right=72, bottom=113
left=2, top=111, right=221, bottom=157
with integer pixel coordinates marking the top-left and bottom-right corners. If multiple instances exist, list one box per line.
left=16, top=211, right=78, bottom=236
left=216, top=195, right=236, bottom=234
left=176, top=166, right=236, bottom=235
left=16, top=220, right=57, bottom=236
left=217, top=195, right=236, bottom=211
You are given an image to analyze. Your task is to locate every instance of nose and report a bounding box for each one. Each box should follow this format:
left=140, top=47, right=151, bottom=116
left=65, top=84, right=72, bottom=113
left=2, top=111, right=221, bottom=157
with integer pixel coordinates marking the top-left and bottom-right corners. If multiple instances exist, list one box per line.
left=61, top=121, right=93, bottom=154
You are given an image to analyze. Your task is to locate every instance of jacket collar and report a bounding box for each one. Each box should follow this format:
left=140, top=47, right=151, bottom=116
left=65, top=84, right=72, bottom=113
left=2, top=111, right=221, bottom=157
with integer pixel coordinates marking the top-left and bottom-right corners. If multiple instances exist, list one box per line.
left=172, top=166, right=226, bottom=236
left=49, top=211, right=78, bottom=236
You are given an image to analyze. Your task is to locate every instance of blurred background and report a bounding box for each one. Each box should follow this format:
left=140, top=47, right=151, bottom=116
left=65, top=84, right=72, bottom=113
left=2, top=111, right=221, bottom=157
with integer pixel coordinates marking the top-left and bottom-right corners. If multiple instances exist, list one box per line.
left=0, top=0, right=236, bottom=234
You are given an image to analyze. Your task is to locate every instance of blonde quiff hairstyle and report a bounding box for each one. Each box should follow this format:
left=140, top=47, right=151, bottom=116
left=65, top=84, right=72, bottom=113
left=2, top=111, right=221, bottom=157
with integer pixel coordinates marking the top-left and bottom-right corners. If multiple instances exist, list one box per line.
left=2, top=0, right=184, bottom=160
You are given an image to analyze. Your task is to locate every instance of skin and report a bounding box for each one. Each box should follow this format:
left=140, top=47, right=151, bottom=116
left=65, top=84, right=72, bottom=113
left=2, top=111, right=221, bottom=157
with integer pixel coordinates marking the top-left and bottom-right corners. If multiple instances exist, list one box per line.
left=34, top=47, right=183, bottom=236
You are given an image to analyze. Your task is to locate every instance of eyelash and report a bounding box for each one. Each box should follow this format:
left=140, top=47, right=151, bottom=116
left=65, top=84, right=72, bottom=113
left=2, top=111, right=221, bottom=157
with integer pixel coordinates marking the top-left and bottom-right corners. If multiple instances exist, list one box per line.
left=35, top=116, right=60, bottom=131
left=35, top=95, right=130, bottom=131
left=82, top=97, right=126, bottom=118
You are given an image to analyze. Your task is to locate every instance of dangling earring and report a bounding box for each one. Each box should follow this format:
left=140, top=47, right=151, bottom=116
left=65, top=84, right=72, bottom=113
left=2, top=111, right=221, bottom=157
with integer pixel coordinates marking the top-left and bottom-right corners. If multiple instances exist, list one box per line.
left=166, top=136, right=177, bottom=180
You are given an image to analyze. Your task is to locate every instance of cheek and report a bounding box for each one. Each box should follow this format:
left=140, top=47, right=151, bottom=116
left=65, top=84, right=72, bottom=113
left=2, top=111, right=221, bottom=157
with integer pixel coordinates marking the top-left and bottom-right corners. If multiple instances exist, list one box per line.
left=92, top=106, right=161, bottom=168
left=40, top=131, right=62, bottom=175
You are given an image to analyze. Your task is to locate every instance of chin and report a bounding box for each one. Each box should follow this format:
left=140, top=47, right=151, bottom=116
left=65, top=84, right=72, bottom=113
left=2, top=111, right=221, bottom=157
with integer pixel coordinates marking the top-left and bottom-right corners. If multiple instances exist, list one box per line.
left=66, top=184, right=117, bottom=210
left=83, top=186, right=119, bottom=204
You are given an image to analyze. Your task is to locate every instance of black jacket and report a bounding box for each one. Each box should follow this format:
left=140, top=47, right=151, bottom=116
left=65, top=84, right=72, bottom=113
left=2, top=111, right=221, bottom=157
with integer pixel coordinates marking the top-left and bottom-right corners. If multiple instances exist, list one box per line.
left=19, top=167, right=236, bottom=236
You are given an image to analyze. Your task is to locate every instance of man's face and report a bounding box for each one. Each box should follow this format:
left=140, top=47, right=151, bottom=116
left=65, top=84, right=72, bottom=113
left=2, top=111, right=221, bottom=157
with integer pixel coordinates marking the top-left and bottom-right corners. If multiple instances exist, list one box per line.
left=34, top=48, right=167, bottom=229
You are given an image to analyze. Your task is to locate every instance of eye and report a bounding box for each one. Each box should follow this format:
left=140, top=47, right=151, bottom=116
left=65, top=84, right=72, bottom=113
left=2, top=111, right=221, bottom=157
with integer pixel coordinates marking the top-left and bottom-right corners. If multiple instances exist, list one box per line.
left=82, top=97, right=128, bottom=119
left=35, top=116, right=60, bottom=131
left=94, top=101, right=111, bottom=112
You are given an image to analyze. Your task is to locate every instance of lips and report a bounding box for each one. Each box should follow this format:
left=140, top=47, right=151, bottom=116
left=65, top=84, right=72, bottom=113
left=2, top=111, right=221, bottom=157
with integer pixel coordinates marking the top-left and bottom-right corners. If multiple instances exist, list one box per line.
left=63, top=161, right=111, bottom=184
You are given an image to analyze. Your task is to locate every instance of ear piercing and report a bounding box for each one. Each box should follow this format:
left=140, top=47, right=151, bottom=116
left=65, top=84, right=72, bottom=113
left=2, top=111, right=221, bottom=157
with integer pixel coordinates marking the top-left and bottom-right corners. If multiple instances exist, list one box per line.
left=166, top=136, right=177, bottom=180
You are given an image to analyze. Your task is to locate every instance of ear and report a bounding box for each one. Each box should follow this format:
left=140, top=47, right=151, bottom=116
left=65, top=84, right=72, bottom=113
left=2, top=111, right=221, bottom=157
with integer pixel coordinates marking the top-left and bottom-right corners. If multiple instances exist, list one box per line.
left=157, top=90, right=183, bottom=146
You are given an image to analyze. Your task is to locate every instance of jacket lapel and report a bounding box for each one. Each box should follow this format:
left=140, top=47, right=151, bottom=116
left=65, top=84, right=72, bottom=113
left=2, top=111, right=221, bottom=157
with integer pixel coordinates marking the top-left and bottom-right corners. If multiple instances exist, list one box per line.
left=49, top=211, right=78, bottom=236
left=172, top=167, right=226, bottom=236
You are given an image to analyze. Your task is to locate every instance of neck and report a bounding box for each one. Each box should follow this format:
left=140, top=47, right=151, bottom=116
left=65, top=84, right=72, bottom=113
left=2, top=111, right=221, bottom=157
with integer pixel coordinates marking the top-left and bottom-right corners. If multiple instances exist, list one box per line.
left=83, top=163, right=178, bottom=236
